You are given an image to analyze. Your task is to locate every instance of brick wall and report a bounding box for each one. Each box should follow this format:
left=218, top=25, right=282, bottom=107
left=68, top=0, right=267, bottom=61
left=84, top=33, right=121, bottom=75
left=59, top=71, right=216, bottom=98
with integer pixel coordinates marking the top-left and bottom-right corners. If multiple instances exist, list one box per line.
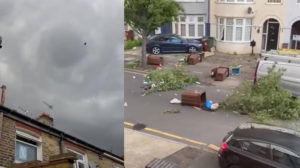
left=41, top=133, right=61, bottom=161
left=0, top=114, right=121, bottom=168
left=0, top=116, right=16, bottom=167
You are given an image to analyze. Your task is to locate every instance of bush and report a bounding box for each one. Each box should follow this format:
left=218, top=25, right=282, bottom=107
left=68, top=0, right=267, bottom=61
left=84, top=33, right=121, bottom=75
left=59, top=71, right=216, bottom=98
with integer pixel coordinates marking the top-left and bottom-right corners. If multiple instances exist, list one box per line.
left=124, top=39, right=142, bottom=50
left=224, top=69, right=300, bottom=120
left=147, top=67, right=198, bottom=92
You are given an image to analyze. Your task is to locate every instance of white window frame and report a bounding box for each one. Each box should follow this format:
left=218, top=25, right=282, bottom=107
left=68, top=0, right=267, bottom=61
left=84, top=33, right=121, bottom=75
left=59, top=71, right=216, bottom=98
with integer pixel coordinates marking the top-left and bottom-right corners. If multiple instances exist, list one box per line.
left=66, top=148, right=88, bottom=168
left=15, top=130, right=42, bottom=163
left=217, top=17, right=252, bottom=43
left=218, top=0, right=254, bottom=3
left=172, top=15, right=205, bottom=39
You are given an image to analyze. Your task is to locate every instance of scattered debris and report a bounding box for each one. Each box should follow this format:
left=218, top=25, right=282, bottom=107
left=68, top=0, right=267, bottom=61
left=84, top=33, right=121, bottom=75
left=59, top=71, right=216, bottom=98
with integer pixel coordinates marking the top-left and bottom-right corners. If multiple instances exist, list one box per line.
left=143, top=77, right=150, bottom=84
left=211, top=67, right=230, bottom=81
left=205, top=100, right=219, bottom=111
left=216, top=89, right=221, bottom=92
left=231, top=66, right=241, bottom=76
left=195, top=81, right=201, bottom=85
left=193, top=106, right=201, bottom=111
left=174, top=93, right=178, bottom=96
left=133, top=123, right=146, bottom=130
left=233, top=111, right=239, bottom=114
left=170, top=98, right=181, bottom=104
left=178, top=58, right=185, bottom=62
left=124, top=102, right=128, bottom=107
left=181, top=90, right=206, bottom=109
left=163, top=109, right=181, bottom=114
left=132, top=75, right=136, bottom=79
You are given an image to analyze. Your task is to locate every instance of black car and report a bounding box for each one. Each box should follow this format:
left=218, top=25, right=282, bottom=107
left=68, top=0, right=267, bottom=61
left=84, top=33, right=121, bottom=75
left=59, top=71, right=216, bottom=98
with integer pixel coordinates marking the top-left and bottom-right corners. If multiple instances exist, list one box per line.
left=218, top=123, right=300, bottom=168
left=146, top=34, right=202, bottom=55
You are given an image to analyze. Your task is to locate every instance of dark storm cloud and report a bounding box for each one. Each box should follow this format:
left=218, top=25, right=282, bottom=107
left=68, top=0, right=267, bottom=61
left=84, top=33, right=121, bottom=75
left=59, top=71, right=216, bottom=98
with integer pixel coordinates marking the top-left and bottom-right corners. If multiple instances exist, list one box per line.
left=0, top=0, right=124, bottom=155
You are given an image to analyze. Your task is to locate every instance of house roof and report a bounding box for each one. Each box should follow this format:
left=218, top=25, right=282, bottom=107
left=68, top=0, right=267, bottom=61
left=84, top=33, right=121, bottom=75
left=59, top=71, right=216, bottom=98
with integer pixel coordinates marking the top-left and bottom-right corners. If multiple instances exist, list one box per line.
left=0, top=105, right=124, bottom=164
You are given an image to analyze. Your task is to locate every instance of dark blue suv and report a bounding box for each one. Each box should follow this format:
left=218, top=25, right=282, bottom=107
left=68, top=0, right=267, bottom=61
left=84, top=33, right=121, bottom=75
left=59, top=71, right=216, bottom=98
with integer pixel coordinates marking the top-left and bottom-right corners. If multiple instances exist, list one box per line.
left=146, top=34, right=202, bottom=55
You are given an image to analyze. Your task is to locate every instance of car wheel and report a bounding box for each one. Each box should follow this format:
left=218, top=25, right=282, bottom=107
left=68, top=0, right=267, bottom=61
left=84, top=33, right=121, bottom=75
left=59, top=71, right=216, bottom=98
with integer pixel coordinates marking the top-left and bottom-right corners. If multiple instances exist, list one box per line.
left=188, top=46, right=197, bottom=53
left=228, top=165, right=240, bottom=168
left=152, top=47, right=161, bottom=55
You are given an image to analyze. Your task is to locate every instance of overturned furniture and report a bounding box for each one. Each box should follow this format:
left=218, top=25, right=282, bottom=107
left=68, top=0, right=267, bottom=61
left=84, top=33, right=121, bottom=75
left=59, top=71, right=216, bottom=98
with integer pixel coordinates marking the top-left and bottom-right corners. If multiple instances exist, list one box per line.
left=211, top=67, right=229, bottom=81
left=181, top=90, right=206, bottom=109
left=147, top=55, right=164, bottom=65
left=187, top=53, right=203, bottom=65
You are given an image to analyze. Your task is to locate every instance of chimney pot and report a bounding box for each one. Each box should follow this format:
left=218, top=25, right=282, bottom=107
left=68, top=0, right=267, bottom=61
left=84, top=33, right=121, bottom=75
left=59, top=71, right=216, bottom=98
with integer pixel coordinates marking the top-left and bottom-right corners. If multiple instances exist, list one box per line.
left=36, top=112, right=54, bottom=127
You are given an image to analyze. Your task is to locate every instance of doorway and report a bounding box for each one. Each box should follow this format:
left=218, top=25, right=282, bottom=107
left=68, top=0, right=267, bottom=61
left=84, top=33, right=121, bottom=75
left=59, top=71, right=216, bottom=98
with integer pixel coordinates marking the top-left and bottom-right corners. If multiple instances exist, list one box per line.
left=262, top=19, right=280, bottom=51
left=290, top=21, right=300, bottom=50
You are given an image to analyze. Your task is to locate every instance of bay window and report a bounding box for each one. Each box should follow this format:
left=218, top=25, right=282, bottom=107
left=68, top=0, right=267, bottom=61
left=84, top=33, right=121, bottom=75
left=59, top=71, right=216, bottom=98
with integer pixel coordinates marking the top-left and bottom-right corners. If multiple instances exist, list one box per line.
left=66, top=148, right=88, bottom=168
left=173, top=15, right=205, bottom=38
left=217, top=17, right=252, bottom=42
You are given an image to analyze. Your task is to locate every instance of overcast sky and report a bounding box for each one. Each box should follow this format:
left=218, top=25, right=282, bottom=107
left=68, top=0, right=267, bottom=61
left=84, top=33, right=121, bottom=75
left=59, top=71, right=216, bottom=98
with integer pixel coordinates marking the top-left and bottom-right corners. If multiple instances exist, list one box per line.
left=0, top=0, right=124, bottom=156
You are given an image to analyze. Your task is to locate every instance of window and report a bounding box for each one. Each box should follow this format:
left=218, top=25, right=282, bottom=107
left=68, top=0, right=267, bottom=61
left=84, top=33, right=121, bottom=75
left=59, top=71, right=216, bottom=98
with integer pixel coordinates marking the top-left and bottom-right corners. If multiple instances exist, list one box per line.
left=173, top=15, right=205, bottom=38
left=217, top=18, right=252, bottom=42
left=218, top=0, right=253, bottom=3
left=228, top=139, right=242, bottom=149
left=66, top=148, right=88, bottom=168
left=267, top=0, right=281, bottom=3
left=271, top=145, right=300, bottom=167
left=240, top=141, right=271, bottom=159
left=169, top=37, right=182, bottom=43
left=15, top=131, right=42, bottom=163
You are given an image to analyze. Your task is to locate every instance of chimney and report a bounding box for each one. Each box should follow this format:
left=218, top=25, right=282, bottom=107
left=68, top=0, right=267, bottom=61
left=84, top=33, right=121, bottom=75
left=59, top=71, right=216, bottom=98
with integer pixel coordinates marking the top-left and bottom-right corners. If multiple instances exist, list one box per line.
left=36, top=112, right=54, bottom=127
left=1, top=85, right=6, bottom=105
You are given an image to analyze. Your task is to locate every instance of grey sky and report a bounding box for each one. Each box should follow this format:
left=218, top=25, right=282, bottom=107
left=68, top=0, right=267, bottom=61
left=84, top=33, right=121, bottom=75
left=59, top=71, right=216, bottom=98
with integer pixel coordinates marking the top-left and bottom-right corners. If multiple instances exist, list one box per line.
left=0, top=0, right=124, bottom=156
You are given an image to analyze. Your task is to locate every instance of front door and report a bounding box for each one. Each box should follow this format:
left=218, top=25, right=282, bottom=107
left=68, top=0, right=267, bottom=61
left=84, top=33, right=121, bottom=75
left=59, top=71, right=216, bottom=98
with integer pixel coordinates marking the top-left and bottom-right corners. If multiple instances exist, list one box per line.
left=266, top=22, right=279, bottom=51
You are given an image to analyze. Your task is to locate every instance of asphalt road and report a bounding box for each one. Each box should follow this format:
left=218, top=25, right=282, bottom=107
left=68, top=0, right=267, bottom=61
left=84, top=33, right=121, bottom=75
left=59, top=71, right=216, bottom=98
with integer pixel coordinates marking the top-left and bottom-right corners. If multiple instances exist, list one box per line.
left=125, top=71, right=250, bottom=145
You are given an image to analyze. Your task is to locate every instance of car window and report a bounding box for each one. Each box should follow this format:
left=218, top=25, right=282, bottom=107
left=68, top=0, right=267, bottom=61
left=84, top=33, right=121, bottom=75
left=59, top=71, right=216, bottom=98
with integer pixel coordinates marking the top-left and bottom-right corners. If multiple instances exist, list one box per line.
left=169, top=37, right=182, bottom=43
left=271, top=145, right=300, bottom=168
left=240, top=141, right=271, bottom=160
left=157, top=36, right=169, bottom=42
left=228, top=139, right=241, bottom=149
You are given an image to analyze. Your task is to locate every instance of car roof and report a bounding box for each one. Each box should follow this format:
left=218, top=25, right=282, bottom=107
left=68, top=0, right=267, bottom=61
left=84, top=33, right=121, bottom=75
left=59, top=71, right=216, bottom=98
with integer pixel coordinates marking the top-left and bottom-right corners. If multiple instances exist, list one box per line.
left=232, top=123, right=300, bottom=153
left=151, top=34, right=179, bottom=38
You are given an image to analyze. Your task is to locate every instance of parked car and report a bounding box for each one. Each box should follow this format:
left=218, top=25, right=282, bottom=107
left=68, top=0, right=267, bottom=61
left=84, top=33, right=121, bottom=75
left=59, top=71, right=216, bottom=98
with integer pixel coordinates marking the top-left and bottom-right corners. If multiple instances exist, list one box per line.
left=218, top=123, right=300, bottom=168
left=254, top=60, right=300, bottom=98
left=146, top=34, right=202, bottom=54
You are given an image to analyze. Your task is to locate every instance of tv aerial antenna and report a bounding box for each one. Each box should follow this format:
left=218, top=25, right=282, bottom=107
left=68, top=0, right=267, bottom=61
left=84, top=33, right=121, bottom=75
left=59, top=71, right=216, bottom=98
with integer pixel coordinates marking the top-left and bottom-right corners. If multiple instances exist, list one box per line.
left=18, top=106, right=32, bottom=117
left=42, top=100, right=54, bottom=117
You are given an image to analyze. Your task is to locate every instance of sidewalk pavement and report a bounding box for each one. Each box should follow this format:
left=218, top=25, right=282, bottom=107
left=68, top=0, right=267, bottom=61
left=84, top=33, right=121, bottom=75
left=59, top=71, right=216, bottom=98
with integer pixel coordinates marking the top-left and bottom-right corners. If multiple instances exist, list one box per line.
left=125, top=128, right=186, bottom=168
left=125, top=128, right=220, bottom=168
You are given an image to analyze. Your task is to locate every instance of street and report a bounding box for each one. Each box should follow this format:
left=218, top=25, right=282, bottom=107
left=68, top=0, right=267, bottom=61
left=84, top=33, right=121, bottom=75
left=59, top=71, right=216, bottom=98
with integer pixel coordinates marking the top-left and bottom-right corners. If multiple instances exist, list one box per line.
left=124, top=70, right=250, bottom=148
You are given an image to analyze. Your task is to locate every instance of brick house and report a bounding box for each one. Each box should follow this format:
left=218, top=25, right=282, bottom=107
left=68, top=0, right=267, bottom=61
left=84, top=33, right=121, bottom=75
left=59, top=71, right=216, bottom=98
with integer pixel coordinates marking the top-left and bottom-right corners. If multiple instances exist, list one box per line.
left=0, top=106, right=124, bottom=168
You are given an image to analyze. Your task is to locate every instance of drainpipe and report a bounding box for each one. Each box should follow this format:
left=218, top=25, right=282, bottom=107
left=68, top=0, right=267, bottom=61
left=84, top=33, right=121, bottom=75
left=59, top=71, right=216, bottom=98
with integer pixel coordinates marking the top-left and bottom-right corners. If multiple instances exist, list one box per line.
left=59, top=133, right=65, bottom=154
left=207, top=0, right=210, bottom=36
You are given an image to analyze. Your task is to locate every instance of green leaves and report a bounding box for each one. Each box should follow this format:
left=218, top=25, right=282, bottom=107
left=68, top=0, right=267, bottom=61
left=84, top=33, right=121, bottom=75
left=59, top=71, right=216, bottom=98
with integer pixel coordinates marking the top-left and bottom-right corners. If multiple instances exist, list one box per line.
left=147, top=67, right=198, bottom=92
left=125, top=0, right=183, bottom=36
left=224, top=69, right=300, bottom=121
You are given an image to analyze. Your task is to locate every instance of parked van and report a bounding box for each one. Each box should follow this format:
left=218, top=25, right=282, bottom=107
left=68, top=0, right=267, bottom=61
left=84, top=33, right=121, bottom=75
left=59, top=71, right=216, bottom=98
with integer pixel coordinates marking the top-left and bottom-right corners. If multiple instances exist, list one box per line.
left=254, top=60, right=300, bottom=98
left=261, top=53, right=300, bottom=64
